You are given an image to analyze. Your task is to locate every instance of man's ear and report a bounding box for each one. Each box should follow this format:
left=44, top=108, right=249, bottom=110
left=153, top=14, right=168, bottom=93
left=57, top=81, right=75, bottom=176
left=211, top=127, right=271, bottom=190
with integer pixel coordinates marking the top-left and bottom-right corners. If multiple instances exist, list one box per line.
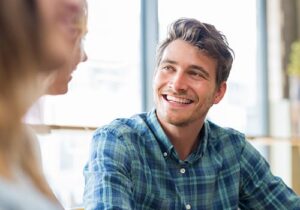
left=213, top=82, right=227, bottom=104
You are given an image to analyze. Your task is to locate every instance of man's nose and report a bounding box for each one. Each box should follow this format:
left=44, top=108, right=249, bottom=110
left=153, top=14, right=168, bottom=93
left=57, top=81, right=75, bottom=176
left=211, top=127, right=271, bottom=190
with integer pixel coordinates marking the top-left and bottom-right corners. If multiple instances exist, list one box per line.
left=169, top=72, right=188, bottom=92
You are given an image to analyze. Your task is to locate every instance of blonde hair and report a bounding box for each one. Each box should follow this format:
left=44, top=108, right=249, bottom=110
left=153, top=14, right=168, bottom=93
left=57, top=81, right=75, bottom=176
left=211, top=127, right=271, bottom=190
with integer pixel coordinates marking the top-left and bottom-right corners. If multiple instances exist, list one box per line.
left=0, top=0, right=86, bottom=206
left=78, top=0, right=88, bottom=37
left=0, top=0, right=42, bottom=166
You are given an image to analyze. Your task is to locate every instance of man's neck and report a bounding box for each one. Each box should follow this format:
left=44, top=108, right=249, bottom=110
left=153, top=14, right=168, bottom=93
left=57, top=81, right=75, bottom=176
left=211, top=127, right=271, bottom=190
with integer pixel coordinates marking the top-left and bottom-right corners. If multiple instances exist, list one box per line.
left=161, top=121, right=204, bottom=161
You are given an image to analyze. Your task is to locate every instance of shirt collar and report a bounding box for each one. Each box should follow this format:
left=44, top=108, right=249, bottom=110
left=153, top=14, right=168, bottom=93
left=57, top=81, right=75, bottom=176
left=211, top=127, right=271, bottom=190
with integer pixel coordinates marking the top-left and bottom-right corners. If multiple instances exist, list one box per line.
left=147, top=109, right=174, bottom=154
left=186, top=120, right=209, bottom=163
left=146, top=109, right=210, bottom=163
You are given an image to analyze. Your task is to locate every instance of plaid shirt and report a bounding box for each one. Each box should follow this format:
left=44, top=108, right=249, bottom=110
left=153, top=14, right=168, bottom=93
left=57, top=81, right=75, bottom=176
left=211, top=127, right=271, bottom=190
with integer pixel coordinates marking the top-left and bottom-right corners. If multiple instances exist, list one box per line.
left=83, top=109, right=300, bottom=210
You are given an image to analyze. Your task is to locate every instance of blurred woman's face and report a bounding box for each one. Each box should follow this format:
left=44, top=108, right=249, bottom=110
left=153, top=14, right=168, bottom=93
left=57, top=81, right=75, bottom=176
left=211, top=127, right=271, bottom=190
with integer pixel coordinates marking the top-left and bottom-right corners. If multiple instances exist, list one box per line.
left=47, top=39, right=87, bottom=95
left=44, top=0, right=88, bottom=95
left=37, top=0, right=83, bottom=70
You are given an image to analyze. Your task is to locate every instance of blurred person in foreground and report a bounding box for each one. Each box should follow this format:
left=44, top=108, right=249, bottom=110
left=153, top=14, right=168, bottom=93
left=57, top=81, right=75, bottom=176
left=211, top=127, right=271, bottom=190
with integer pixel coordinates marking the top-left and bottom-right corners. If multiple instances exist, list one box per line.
left=46, top=0, right=88, bottom=95
left=83, top=18, right=300, bottom=209
left=0, top=0, right=86, bottom=209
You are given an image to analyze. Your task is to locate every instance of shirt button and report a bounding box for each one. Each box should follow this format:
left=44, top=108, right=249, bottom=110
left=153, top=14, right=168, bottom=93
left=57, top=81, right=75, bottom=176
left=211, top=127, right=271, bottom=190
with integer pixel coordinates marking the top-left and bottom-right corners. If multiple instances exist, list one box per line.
left=186, top=204, right=191, bottom=209
left=180, top=168, right=186, bottom=174
left=163, top=152, right=168, bottom=157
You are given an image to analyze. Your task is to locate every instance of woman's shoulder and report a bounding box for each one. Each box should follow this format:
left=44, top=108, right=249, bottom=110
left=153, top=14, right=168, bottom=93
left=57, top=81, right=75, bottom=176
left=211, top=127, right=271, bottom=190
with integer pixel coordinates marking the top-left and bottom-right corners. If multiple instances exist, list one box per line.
left=0, top=175, right=62, bottom=210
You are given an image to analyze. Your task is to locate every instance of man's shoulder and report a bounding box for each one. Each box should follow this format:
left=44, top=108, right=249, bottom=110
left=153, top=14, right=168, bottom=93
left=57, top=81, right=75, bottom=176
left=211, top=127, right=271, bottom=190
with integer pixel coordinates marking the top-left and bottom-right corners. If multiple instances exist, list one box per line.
left=205, top=120, right=249, bottom=163
left=207, top=120, right=244, bottom=136
left=206, top=120, right=246, bottom=146
left=93, top=112, right=150, bottom=140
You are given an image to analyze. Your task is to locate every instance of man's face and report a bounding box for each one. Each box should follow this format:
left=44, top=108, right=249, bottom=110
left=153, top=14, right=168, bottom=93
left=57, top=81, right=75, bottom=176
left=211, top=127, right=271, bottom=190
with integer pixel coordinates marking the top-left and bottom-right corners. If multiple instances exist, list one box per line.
left=153, top=39, right=226, bottom=127
left=37, top=0, right=84, bottom=69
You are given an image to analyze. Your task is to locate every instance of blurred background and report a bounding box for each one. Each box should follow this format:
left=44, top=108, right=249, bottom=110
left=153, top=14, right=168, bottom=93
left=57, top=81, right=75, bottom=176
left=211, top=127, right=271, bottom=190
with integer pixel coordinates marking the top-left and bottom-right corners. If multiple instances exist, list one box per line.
left=25, top=0, right=300, bottom=208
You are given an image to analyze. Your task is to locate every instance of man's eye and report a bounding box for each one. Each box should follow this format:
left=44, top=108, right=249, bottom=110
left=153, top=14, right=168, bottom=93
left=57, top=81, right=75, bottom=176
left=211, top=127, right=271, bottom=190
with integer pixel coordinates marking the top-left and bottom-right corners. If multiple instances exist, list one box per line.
left=162, top=66, right=173, bottom=71
left=190, top=71, right=206, bottom=79
left=190, top=71, right=199, bottom=76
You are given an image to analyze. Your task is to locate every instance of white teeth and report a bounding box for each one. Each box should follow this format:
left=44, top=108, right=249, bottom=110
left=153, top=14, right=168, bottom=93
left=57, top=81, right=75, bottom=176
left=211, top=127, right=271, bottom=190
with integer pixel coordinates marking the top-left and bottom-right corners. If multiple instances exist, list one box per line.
left=166, top=95, right=192, bottom=104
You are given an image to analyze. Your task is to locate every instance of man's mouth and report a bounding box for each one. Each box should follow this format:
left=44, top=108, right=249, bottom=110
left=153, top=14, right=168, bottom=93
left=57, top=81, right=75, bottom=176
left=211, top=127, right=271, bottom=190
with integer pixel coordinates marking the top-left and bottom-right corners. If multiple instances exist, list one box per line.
left=163, top=94, right=193, bottom=104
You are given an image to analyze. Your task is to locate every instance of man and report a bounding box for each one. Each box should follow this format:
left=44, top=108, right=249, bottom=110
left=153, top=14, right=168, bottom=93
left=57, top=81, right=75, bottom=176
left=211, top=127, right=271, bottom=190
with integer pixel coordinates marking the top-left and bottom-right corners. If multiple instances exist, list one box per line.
left=83, top=18, right=300, bottom=209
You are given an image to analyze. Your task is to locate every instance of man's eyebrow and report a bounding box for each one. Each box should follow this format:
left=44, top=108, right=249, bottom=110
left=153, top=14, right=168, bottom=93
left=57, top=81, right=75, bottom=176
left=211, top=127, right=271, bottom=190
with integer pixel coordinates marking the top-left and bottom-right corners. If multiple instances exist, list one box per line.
left=160, top=59, right=177, bottom=65
left=160, top=59, right=210, bottom=78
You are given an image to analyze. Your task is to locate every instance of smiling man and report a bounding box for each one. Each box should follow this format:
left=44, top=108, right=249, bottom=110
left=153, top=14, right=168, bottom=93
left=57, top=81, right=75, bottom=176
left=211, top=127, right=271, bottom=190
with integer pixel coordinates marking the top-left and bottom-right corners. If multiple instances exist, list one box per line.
left=83, top=18, right=300, bottom=210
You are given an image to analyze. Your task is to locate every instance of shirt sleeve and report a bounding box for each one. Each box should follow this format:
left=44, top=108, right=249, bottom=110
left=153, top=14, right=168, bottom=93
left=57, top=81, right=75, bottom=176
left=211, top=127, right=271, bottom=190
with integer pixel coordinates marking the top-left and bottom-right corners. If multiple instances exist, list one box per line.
left=83, top=128, right=134, bottom=210
left=239, top=139, right=300, bottom=209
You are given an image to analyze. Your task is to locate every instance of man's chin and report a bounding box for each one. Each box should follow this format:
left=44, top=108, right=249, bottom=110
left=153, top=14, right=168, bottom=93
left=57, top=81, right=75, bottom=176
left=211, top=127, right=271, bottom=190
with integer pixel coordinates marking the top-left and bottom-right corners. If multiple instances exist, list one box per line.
left=162, top=115, right=191, bottom=127
left=167, top=119, right=190, bottom=127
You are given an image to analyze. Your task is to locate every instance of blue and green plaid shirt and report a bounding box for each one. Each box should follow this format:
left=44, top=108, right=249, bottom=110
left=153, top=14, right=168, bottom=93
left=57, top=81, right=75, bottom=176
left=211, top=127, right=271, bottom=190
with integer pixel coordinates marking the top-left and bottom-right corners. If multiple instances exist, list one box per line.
left=83, top=109, right=300, bottom=210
